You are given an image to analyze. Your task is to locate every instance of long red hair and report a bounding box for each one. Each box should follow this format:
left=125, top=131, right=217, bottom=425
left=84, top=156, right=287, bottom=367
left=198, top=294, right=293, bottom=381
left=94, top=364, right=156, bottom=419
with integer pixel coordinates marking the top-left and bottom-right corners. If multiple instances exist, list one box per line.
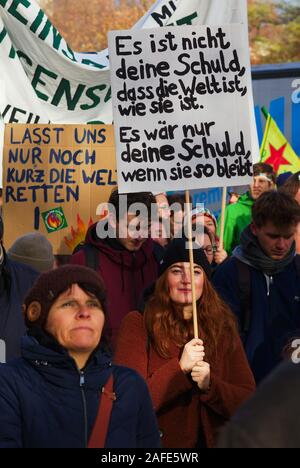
left=144, top=270, right=238, bottom=361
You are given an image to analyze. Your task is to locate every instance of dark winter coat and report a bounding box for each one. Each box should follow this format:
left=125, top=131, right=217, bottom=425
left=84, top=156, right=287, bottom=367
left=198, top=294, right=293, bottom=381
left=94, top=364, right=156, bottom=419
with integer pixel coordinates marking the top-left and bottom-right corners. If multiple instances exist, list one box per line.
left=213, top=256, right=300, bottom=383
left=0, top=258, right=39, bottom=362
left=217, top=361, right=300, bottom=448
left=70, top=224, right=160, bottom=347
left=0, top=335, right=160, bottom=448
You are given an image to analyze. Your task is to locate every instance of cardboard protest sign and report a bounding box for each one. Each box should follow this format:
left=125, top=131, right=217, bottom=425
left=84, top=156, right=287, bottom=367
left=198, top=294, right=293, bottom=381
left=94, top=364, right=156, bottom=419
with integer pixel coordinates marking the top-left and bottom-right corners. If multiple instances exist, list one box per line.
left=108, top=24, right=254, bottom=193
left=3, top=124, right=117, bottom=254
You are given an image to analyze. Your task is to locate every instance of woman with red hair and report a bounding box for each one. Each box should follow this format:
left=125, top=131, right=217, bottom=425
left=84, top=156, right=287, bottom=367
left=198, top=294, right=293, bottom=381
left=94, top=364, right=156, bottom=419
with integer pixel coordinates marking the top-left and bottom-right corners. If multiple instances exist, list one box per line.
left=114, top=239, right=255, bottom=448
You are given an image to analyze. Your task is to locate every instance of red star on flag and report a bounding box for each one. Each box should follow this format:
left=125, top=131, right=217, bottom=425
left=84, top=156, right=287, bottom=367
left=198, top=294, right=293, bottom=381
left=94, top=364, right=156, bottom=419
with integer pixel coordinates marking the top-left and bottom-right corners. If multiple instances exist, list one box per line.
left=264, top=143, right=292, bottom=173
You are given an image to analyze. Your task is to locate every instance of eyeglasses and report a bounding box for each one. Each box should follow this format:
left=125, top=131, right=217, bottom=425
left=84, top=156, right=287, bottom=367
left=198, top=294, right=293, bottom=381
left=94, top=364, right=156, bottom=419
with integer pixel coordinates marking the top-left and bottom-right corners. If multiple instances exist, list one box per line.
left=203, top=245, right=217, bottom=255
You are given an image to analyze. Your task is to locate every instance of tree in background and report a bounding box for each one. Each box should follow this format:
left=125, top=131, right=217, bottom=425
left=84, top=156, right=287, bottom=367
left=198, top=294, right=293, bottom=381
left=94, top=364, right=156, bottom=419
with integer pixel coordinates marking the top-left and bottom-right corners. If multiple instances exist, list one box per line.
left=249, top=0, right=300, bottom=64
left=38, top=0, right=153, bottom=52
left=37, top=0, right=300, bottom=64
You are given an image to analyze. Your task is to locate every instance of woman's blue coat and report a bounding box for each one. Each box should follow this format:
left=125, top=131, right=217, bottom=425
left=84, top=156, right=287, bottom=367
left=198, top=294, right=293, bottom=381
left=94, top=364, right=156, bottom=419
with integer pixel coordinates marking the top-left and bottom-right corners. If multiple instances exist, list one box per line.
left=0, top=336, right=160, bottom=448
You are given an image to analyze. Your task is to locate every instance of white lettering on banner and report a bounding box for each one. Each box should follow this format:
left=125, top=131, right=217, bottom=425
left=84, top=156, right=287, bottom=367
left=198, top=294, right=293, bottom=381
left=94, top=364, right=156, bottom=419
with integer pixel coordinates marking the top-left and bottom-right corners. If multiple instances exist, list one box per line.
left=0, top=339, right=6, bottom=363
left=109, top=24, right=254, bottom=194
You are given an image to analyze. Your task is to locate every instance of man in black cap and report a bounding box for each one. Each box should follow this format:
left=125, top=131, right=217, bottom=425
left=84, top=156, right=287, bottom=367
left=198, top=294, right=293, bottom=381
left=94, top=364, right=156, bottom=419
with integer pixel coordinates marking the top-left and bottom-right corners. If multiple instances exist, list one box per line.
left=0, top=216, right=39, bottom=363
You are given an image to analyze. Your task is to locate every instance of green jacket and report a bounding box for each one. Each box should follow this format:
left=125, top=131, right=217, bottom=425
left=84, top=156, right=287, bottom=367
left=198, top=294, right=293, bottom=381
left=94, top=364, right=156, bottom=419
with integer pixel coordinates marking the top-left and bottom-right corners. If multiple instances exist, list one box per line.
left=218, top=192, right=254, bottom=255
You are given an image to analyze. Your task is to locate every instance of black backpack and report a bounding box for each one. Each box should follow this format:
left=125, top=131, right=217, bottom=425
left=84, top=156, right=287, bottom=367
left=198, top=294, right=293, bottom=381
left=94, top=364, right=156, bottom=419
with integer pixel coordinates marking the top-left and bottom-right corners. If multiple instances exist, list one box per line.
left=236, top=255, right=300, bottom=338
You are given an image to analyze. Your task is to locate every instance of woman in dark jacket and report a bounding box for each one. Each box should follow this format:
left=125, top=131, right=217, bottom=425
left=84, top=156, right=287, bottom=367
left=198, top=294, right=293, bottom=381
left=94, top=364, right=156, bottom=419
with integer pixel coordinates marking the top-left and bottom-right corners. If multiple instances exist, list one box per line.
left=114, top=239, right=255, bottom=448
left=0, top=265, right=160, bottom=448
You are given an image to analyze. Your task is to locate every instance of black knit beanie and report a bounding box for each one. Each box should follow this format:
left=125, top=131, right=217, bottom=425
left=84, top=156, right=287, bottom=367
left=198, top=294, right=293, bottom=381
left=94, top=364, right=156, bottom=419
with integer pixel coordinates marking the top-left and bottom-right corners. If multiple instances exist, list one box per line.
left=23, top=265, right=107, bottom=329
left=159, top=238, right=211, bottom=279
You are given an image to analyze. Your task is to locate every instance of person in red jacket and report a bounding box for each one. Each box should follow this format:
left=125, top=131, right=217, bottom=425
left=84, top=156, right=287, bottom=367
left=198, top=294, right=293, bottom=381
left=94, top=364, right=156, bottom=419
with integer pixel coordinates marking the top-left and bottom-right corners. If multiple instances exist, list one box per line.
left=114, top=238, right=255, bottom=448
left=70, top=189, right=162, bottom=349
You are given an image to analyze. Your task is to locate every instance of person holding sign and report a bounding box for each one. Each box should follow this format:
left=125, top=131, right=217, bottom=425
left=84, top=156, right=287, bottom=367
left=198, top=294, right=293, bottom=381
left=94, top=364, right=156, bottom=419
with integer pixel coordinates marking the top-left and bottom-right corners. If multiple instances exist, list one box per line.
left=0, top=266, right=160, bottom=448
left=190, top=208, right=228, bottom=268
left=194, top=226, right=228, bottom=272
left=114, top=238, right=255, bottom=448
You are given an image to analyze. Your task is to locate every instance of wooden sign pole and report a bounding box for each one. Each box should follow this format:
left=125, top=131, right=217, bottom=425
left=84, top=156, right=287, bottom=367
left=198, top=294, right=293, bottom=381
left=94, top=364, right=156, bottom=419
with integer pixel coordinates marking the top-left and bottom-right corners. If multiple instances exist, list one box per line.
left=219, top=187, right=227, bottom=250
left=185, top=190, right=199, bottom=339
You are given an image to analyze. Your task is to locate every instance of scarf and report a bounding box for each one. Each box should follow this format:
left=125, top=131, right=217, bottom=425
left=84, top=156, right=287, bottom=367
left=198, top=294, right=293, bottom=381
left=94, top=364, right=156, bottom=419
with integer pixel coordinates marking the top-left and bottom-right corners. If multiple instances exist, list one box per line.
left=233, top=226, right=296, bottom=276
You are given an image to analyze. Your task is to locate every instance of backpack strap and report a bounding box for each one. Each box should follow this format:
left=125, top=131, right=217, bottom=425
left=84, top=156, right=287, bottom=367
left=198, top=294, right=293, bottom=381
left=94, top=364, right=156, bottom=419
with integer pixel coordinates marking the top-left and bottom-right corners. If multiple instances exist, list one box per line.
left=72, top=242, right=100, bottom=271
left=294, top=255, right=300, bottom=278
left=77, top=244, right=99, bottom=271
left=235, top=259, right=252, bottom=336
left=88, top=374, right=116, bottom=449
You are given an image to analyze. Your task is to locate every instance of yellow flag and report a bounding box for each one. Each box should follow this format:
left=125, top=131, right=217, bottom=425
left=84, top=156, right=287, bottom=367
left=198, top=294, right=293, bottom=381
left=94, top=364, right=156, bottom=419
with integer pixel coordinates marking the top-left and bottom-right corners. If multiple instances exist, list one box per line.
left=260, top=113, right=300, bottom=175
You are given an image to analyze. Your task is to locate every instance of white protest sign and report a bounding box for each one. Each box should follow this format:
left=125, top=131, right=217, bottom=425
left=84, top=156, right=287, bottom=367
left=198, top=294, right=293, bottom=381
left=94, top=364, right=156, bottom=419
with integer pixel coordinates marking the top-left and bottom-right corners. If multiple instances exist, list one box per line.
left=108, top=24, right=254, bottom=193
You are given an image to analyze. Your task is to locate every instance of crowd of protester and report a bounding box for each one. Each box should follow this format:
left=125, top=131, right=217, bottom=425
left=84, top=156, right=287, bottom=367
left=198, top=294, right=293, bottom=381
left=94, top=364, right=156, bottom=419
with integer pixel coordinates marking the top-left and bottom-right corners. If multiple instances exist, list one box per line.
left=0, top=167, right=300, bottom=448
